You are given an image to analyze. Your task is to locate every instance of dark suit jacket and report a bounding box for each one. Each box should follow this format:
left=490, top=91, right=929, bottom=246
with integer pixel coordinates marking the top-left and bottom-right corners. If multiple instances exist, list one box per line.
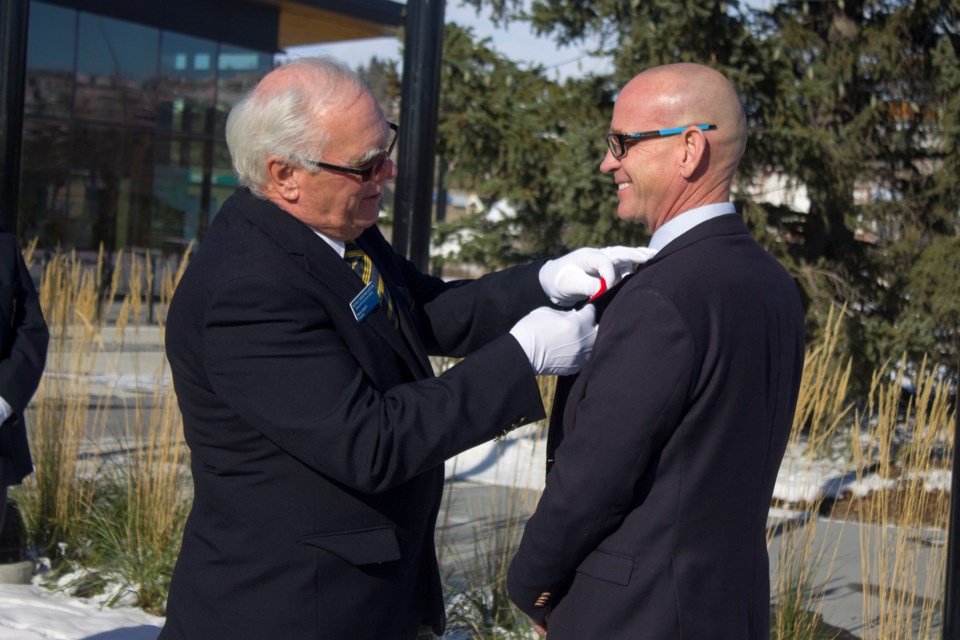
left=161, top=188, right=549, bottom=640
left=508, top=214, right=805, bottom=639
left=0, top=232, right=49, bottom=486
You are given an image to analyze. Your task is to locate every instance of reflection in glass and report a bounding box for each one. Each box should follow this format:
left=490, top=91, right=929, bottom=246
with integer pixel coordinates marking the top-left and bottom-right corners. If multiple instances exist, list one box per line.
left=215, top=45, right=273, bottom=134
left=69, top=126, right=154, bottom=251
left=24, top=2, right=77, bottom=119
left=18, top=6, right=274, bottom=252
left=18, top=120, right=72, bottom=245
left=209, top=141, right=238, bottom=224
left=75, top=13, right=159, bottom=127
left=158, top=33, right=217, bottom=135
left=153, top=136, right=207, bottom=249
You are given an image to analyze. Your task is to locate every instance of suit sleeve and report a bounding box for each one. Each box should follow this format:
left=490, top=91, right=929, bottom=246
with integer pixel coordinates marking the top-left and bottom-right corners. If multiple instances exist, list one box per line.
left=0, top=237, right=49, bottom=415
left=507, top=286, right=693, bottom=624
left=202, top=275, right=546, bottom=495
left=395, top=254, right=552, bottom=357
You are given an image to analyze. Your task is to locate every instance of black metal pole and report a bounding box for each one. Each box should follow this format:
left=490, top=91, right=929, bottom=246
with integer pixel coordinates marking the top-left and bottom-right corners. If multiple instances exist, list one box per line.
left=944, top=369, right=960, bottom=639
left=392, top=0, right=445, bottom=270
left=0, top=0, right=30, bottom=232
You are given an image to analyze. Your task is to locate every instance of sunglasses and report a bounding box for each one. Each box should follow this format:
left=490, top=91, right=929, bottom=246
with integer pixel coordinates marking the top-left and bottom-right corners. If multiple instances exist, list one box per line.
left=303, top=122, right=399, bottom=181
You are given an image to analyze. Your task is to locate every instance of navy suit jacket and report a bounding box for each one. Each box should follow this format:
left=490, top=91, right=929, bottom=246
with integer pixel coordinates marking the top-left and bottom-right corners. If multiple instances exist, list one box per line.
left=161, top=188, right=548, bottom=640
left=508, top=214, right=805, bottom=639
left=0, top=232, right=49, bottom=486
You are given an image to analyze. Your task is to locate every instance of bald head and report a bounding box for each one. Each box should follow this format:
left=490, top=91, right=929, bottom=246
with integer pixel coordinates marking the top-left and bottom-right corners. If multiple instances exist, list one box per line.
left=620, top=63, right=747, bottom=181
left=601, top=63, right=747, bottom=230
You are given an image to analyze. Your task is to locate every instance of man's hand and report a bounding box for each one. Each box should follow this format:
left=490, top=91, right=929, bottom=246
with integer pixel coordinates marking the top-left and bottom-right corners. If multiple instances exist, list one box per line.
left=509, top=305, right=598, bottom=376
left=539, top=246, right=657, bottom=306
left=530, top=610, right=550, bottom=636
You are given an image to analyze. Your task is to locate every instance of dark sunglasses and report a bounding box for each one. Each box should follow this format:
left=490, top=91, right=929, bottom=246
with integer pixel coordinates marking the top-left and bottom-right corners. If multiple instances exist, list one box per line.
left=303, top=122, right=399, bottom=181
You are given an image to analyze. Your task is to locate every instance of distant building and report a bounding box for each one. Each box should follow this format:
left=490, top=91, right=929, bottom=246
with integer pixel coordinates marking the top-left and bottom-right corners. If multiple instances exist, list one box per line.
left=2, top=0, right=402, bottom=255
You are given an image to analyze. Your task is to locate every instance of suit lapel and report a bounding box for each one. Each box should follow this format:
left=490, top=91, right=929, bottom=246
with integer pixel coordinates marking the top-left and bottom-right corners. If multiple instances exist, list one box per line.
left=303, top=234, right=432, bottom=379
left=546, top=214, right=750, bottom=472
left=354, top=232, right=434, bottom=377
left=232, top=189, right=431, bottom=379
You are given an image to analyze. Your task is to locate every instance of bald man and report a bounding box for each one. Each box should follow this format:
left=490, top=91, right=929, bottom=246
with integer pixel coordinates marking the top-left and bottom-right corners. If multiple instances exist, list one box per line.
left=507, top=63, right=805, bottom=639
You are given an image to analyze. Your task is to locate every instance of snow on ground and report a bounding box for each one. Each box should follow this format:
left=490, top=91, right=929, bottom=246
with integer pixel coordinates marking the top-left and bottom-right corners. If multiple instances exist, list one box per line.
left=445, top=424, right=548, bottom=489
left=0, top=582, right=162, bottom=639
left=0, top=425, right=951, bottom=638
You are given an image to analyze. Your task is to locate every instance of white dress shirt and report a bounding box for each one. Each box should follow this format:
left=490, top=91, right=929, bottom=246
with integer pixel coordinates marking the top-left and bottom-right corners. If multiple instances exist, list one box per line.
left=309, top=227, right=346, bottom=257
left=648, top=202, right=737, bottom=251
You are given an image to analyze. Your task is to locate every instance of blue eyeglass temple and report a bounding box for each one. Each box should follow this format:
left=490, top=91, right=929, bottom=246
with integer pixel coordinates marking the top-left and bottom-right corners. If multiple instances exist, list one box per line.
left=658, top=124, right=713, bottom=135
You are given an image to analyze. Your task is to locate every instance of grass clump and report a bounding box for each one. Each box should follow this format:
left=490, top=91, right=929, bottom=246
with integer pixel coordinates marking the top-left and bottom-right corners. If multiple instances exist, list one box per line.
left=12, top=244, right=192, bottom=615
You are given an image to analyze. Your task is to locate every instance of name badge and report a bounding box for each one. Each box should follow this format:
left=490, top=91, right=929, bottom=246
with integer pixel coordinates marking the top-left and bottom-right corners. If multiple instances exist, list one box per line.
left=350, top=282, right=380, bottom=323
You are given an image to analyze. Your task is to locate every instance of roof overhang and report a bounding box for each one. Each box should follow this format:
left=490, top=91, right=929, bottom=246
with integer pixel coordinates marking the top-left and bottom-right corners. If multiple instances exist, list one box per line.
left=264, top=0, right=405, bottom=48
left=42, top=0, right=405, bottom=52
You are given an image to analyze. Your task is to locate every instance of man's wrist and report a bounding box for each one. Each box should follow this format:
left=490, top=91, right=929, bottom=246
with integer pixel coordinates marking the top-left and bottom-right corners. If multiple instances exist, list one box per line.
left=0, top=396, right=13, bottom=423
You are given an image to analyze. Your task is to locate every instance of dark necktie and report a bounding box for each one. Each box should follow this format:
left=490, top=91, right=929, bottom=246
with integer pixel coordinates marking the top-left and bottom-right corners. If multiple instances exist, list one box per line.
left=344, top=242, right=397, bottom=328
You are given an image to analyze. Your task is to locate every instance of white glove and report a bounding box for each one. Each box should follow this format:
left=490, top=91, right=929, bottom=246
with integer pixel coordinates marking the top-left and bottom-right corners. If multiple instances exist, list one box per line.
left=509, top=305, right=598, bottom=376
left=539, top=246, right=657, bottom=306
left=600, top=246, right=658, bottom=280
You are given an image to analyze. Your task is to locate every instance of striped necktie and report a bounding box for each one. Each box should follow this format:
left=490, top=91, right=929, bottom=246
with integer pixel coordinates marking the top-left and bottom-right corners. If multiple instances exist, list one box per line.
left=344, top=242, right=397, bottom=328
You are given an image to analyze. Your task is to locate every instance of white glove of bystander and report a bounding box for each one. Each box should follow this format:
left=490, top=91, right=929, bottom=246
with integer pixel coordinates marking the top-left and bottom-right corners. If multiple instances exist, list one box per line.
left=539, top=246, right=657, bottom=306
left=509, top=305, right=598, bottom=376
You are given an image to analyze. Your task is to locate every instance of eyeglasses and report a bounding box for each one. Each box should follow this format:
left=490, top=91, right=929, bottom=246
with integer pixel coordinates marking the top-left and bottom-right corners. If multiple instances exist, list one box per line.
left=605, top=124, right=717, bottom=159
left=303, top=122, right=399, bottom=181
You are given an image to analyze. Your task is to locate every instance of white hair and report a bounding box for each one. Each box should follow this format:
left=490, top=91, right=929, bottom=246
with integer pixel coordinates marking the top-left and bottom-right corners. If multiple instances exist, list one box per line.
left=225, top=57, right=369, bottom=193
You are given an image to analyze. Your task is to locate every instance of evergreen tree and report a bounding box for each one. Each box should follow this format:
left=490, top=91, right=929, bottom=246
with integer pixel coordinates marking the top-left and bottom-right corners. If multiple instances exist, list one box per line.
left=452, top=0, right=960, bottom=386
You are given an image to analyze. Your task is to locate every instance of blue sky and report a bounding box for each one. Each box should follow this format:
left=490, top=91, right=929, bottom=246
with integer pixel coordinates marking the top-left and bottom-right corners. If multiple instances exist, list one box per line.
left=284, top=1, right=613, bottom=80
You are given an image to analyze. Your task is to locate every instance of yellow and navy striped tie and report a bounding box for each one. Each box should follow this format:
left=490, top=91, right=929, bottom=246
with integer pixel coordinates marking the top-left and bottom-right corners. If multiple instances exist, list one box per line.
left=344, top=242, right=397, bottom=328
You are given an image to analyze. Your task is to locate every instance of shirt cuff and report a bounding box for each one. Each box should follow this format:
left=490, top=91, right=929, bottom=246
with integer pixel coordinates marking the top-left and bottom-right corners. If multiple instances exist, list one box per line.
left=0, top=396, right=12, bottom=423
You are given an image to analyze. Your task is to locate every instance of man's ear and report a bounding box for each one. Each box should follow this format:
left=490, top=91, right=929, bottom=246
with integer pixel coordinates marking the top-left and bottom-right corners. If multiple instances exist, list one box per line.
left=266, top=157, right=300, bottom=203
left=678, top=128, right=708, bottom=179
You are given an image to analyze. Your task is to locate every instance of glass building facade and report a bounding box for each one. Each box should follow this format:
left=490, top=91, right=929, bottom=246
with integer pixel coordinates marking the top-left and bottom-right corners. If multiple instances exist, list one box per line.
left=19, top=1, right=273, bottom=254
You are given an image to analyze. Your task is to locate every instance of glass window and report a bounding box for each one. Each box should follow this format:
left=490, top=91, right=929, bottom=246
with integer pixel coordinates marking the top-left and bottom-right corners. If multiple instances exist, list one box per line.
left=24, top=2, right=77, bottom=119
left=68, top=125, right=155, bottom=251
left=75, top=13, right=160, bottom=127
left=214, top=45, right=273, bottom=135
left=18, top=120, right=72, bottom=244
left=18, top=6, right=276, bottom=252
left=158, top=32, right=217, bottom=135
left=208, top=141, right=237, bottom=224
left=152, top=136, right=206, bottom=250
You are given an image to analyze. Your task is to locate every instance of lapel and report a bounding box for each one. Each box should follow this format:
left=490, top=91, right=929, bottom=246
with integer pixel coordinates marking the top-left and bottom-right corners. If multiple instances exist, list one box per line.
left=353, top=230, right=434, bottom=377
left=546, top=213, right=751, bottom=472
left=232, top=188, right=432, bottom=379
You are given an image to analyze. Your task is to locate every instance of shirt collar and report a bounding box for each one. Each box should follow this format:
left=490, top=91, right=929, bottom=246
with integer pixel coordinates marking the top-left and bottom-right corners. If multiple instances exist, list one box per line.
left=309, top=227, right=346, bottom=257
left=648, top=202, right=737, bottom=251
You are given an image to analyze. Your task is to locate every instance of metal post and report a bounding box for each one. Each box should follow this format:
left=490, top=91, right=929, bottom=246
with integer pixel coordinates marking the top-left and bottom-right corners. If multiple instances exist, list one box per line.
left=944, top=373, right=960, bottom=639
left=392, top=0, right=445, bottom=270
left=0, top=0, right=30, bottom=232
